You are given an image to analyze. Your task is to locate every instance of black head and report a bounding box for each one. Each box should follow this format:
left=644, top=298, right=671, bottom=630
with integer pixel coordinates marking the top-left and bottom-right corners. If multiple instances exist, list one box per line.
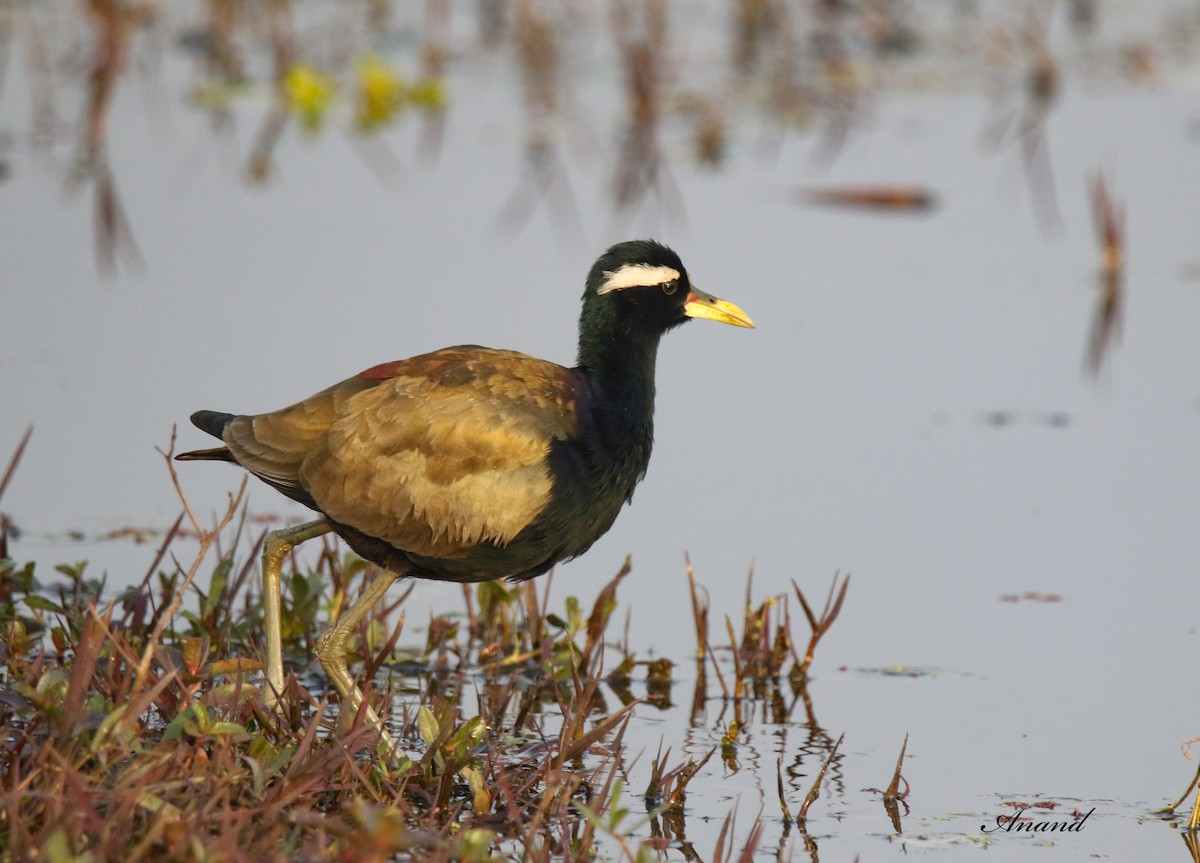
left=581, top=240, right=755, bottom=339
left=583, top=240, right=695, bottom=333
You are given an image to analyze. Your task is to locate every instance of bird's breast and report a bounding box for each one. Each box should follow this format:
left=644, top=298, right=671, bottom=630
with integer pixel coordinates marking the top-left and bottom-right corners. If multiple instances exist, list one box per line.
left=536, top=399, right=654, bottom=552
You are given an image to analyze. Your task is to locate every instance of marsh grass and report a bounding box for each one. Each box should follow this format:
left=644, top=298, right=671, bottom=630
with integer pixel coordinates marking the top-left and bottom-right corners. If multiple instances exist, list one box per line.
left=0, top=418, right=879, bottom=862
left=0, top=545, right=862, bottom=861
left=0, top=522, right=699, bottom=861
left=3, top=424, right=834, bottom=863
left=0, top=540, right=633, bottom=859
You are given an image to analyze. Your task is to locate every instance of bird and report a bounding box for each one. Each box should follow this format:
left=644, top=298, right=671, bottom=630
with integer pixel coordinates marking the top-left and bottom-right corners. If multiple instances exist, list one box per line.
left=177, top=239, right=753, bottom=751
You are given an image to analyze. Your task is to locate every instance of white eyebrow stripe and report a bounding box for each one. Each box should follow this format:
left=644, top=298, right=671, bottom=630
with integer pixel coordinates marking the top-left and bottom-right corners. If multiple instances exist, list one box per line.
left=597, top=263, right=681, bottom=294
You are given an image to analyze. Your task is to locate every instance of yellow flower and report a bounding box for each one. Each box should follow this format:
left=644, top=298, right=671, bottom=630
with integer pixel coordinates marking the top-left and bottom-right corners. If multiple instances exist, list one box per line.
left=356, top=55, right=406, bottom=130
left=408, top=75, right=448, bottom=112
left=284, top=64, right=335, bottom=132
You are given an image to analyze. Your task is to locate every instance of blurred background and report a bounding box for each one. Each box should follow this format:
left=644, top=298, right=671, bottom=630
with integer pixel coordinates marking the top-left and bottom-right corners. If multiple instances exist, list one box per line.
left=2, top=1, right=1199, bottom=858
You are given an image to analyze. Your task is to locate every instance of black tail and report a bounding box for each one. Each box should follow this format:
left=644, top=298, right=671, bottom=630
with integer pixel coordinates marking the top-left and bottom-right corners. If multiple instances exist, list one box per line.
left=175, top=410, right=238, bottom=462
left=190, top=410, right=236, bottom=439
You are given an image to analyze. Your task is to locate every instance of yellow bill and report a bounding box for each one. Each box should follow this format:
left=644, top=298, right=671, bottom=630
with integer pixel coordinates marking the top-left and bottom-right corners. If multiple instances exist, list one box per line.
left=684, top=287, right=755, bottom=328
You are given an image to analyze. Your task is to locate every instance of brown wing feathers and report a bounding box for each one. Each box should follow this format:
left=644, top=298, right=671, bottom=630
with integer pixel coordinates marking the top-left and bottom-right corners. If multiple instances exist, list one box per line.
left=178, top=347, right=580, bottom=561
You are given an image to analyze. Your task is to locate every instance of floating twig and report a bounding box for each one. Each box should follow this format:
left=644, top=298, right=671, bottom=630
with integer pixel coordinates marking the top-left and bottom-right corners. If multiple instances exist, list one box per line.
left=799, top=185, right=938, bottom=212
left=1084, top=171, right=1126, bottom=378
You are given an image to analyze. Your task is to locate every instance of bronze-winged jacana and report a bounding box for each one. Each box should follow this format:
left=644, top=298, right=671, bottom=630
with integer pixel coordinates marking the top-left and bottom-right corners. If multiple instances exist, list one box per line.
left=178, top=239, right=753, bottom=749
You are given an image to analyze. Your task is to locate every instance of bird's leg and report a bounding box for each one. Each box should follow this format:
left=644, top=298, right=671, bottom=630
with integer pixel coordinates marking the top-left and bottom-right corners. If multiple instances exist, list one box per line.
left=261, top=519, right=333, bottom=706
left=316, top=567, right=401, bottom=752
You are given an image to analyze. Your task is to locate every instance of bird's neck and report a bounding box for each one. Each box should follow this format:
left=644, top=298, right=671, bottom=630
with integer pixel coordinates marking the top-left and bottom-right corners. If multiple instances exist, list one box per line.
left=577, top=321, right=659, bottom=413
left=575, top=319, right=661, bottom=468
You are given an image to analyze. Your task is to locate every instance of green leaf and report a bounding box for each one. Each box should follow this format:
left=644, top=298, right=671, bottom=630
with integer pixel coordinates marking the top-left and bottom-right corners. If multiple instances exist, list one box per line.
left=416, top=705, right=438, bottom=747
left=460, top=773, right=492, bottom=817
left=206, top=721, right=248, bottom=737
left=290, top=571, right=310, bottom=604
left=54, top=562, right=88, bottom=583
left=92, top=704, right=132, bottom=751
left=36, top=667, right=70, bottom=698
left=345, top=555, right=367, bottom=578
left=608, top=779, right=626, bottom=827
left=181, top=637, right=208, bottom=675
left=41, top=828, right=94, bottom=863
left=23, top=595, right=62, bottom=613
left=449, top=715, right=485, bottom=758
left=476, top=579, right=514, bottom=605
left=204, top=658, right=262, bottom=679
left=244, top=755, right=266, bottom=797
left=189, top=702, right=211, bottom=730
left=202, top=558, right=232, bottom=619
left=162, top=711, right=187, bottom=742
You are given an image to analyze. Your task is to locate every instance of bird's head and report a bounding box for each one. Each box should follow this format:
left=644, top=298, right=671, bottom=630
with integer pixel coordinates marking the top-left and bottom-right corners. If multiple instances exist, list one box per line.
left=582, top=240, right=755, bottom=335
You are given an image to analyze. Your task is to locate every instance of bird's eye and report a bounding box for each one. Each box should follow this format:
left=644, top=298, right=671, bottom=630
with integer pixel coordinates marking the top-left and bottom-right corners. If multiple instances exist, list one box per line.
left=661, top=280, right=678, bottom=295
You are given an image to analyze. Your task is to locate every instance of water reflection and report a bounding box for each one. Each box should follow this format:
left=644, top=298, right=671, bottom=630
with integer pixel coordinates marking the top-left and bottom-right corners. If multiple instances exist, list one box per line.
left=3, top=0, right=1172, bottom=320
left=494, top=0, right=583, bottom=239
left=979, top=3, right=1063, bottom=233
left=357, top=563, right=859, bottom=860
left=72, top=0, right=148, bottom=275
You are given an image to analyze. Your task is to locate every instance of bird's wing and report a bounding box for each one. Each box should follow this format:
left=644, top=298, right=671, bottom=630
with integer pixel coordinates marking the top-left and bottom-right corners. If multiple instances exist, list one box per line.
left=219, top=375, right=373, bottom=508
left=222, top=347, right=580, bottom=558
